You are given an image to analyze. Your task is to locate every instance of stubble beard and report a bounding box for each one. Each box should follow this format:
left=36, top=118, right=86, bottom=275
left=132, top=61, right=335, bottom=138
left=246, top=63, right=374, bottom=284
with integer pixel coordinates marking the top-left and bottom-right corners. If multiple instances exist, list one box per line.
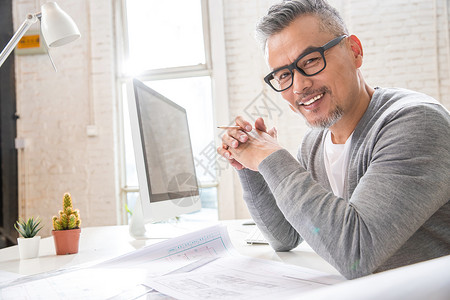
left=309, top=105, right=344, bottom=129
left=299, top=104, right=344, bottom=129
left=296, top=87, right=344, bottom=129
left=294, top=87, right=344, bottom=129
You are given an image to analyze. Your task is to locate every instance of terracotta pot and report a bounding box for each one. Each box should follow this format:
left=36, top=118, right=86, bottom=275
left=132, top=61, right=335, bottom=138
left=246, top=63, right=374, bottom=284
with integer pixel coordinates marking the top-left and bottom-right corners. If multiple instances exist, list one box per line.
left=52, top=228, right=81, bottom=255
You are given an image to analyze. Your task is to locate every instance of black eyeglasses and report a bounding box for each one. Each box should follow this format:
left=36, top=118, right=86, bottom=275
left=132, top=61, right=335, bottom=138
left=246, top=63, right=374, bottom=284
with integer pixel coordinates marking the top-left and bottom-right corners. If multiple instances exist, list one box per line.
left=264, top=35, right=347, bottom=92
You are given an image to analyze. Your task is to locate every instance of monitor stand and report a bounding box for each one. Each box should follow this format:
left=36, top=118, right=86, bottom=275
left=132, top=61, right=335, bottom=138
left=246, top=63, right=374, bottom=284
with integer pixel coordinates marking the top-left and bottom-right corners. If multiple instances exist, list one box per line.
left=128, top=196, right=151, bottom=239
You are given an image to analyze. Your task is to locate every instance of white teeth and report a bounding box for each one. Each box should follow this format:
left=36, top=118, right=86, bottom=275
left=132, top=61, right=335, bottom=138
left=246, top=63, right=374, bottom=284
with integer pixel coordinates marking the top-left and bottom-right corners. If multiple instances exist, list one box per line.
left=302, top=93, right=324, bottom=106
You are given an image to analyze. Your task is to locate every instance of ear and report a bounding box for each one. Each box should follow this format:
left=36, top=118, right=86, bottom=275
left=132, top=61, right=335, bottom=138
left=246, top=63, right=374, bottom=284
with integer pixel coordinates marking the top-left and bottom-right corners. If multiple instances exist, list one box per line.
left=349, top=35, right=363, bottom=68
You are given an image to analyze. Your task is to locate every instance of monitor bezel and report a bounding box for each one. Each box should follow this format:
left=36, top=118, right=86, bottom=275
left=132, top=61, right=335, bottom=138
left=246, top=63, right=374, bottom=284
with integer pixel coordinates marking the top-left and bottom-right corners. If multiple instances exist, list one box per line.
left=127, top=79, right=201, bottom=226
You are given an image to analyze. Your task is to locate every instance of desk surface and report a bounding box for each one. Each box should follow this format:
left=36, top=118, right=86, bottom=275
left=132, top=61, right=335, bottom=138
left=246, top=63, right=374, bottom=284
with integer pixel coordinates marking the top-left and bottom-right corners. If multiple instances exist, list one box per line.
left=0, top=220, right=339, bottom=277
left=2, top=221, right=450, bottom=300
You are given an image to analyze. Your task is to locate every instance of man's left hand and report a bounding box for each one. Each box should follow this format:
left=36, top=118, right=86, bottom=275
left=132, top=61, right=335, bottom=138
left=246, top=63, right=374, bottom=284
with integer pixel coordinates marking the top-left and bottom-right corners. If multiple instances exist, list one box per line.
left=222, top=117, right=282, bottom=171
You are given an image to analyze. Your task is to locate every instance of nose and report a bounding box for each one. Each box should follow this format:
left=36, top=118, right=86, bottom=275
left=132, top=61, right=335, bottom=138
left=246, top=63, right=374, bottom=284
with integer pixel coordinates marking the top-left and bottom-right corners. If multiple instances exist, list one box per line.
left=291, top=69, right=312, bottom=95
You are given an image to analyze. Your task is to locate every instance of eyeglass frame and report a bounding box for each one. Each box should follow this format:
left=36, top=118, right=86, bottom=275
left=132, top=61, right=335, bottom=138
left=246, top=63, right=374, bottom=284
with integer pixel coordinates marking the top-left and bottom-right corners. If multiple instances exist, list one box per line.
left=264, top=34, right=348, bottom=92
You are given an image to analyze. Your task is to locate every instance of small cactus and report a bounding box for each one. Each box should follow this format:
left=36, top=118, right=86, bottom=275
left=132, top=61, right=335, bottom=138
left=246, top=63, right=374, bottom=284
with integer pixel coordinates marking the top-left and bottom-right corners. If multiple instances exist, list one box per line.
left=52, top=193, right=81, bottom=230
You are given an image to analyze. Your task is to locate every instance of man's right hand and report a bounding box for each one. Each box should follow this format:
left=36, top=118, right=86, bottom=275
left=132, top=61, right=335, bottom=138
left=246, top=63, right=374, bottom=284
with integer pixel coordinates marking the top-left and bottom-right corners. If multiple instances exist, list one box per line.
left=217, top=116, right=278, bottom=170
left=217, top=116, right=252, bottom=170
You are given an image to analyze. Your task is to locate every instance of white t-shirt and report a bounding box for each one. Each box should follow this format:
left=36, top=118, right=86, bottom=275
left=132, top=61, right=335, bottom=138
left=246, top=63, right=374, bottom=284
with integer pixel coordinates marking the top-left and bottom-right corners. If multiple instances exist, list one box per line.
left=323, top=131, right=353, bottom=198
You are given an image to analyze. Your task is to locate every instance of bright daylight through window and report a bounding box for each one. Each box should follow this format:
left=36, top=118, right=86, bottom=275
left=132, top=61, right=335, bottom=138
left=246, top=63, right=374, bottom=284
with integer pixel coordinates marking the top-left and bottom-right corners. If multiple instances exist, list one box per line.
left=119, top=0, right=218, bottom=223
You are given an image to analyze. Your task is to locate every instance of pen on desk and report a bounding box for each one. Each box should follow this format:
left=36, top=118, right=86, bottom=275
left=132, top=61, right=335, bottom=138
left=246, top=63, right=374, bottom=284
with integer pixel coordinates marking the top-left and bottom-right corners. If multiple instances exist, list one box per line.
left=217, top=125, right=241, bottom=129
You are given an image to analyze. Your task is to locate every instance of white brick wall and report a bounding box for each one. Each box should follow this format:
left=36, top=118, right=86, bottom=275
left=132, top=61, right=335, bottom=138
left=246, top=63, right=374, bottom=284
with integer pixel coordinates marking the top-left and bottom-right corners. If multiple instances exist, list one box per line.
left=14, top=0, right=117, bottom=237
left=221, top=0, right=450, bottom=218
left=223, top=0, right=449, bottom=155
left=13, top=0, right=449, bottom=230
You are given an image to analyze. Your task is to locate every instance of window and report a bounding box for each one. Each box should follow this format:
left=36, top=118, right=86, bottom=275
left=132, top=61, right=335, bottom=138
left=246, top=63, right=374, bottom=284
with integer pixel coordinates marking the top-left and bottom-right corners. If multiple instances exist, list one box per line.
left=124, top=0, right=206, bottom=72
left=117, top=0, right=219, bottom=223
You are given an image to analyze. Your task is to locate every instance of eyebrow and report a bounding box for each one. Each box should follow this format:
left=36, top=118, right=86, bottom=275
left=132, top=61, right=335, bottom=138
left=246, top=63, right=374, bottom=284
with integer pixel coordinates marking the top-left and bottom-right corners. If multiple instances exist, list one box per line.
left=298, top=46, right=319, bottom=57
left=270, top=45, right=320, bottom=72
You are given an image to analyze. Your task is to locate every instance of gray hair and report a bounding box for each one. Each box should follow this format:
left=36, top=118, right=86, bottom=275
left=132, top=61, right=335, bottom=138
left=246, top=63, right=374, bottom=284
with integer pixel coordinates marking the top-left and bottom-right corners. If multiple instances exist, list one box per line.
left=256, top=0, right=348, bottom=49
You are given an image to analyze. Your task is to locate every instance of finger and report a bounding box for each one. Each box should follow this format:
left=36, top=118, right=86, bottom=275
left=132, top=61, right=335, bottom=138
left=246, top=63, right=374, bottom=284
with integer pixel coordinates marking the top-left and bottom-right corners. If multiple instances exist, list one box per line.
left=217, top=147, right=245, bottom=170
left=267, top=126, right=278, bottom=139
left=217, top=146, right=232, bottom=159
left=254, top=117, right=267, bottom=132
left=221, top=126, right=248, bottom=145
left=219, top=144, right=243, bottom=161
left=229, top=159, right=245, bottom=170
left=222, top=133, right=241, bottom=149
left=233, top=163, right=246, bottom=170
left=235, top=116, right=253, bottom=132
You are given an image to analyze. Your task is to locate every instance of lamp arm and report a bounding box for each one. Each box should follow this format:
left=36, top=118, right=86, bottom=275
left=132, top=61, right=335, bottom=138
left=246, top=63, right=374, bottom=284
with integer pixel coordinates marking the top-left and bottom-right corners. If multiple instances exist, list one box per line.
left=0, top=13, right=39, bottom=67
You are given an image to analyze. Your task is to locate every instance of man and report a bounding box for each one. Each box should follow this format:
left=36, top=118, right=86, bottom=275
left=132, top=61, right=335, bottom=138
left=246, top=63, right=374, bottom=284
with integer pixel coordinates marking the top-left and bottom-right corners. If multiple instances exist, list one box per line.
left=217, top=0, right=450, bottom=279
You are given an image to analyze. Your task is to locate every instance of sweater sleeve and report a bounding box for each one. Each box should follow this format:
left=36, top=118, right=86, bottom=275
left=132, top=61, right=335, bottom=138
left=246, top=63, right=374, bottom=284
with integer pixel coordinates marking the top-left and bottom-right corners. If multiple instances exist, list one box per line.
left=237, top=168, right=303, bottom=251
left=258, top=103, right=450, bottom=279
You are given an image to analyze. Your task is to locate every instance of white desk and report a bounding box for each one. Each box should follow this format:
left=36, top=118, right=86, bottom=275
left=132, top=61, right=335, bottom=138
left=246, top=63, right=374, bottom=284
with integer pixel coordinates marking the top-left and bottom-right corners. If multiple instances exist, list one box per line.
left=0, top=220, right=339, bottom=277
left=2, top=221, right=449, bottom=300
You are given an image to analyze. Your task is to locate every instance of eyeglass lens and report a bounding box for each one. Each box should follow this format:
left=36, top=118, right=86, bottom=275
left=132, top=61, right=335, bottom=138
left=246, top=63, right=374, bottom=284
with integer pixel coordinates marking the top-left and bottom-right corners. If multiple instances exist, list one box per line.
left=269, top=50, right=325, bottom=91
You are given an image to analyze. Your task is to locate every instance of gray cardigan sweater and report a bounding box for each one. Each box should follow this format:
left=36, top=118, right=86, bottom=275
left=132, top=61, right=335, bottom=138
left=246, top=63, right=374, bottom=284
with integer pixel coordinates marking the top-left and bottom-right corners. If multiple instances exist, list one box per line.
left=237, top=87, right=450, bottom=279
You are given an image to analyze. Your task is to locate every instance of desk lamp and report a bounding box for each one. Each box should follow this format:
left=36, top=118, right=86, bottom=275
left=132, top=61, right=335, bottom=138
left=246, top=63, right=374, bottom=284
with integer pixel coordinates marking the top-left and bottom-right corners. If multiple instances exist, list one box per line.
left=0, top=2, right=80, bottom=68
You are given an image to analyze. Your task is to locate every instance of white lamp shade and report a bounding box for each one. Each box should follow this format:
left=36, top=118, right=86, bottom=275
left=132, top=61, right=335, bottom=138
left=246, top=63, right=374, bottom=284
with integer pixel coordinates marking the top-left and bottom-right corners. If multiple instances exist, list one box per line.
left=40, top=2, right=81, bottom=47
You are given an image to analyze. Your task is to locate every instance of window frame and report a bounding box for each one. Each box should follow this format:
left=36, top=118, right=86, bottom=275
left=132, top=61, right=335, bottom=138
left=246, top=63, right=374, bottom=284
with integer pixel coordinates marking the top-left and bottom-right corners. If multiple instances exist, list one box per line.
left=113, top=0, right=234, bottom=224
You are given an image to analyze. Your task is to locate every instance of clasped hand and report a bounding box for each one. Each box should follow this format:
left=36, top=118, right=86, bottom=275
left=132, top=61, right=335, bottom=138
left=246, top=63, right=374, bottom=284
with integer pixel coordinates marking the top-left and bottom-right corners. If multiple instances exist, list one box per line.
left=217, top=116, right=282, bottom=171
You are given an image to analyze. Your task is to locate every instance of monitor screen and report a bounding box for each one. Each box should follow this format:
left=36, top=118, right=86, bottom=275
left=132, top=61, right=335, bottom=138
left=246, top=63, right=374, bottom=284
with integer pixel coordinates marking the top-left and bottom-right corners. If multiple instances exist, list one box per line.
left=134, top=80, right=199, bottom=202
left=127, top=79, right=201, bottom=234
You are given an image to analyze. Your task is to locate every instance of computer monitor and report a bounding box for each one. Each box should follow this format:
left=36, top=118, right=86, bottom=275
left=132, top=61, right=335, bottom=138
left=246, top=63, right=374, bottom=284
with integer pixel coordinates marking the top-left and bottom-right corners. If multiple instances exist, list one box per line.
left=127, top=79, right=201, bottom=238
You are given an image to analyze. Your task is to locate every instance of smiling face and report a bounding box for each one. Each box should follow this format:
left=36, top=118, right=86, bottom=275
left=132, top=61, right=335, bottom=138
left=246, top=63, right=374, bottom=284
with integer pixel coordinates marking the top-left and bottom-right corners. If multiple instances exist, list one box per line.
left=266, top=15, right=368, bottom=131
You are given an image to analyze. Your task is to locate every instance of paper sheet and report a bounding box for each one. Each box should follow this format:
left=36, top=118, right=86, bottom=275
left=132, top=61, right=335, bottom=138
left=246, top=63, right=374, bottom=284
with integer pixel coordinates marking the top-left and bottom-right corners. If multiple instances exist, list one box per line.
left=0, top=271, right=23, bottom=286
left=1, top=225, right=235, bottom=299
left=98, top=224, right=236, bottom=271
left=147, top=256, right=344, bottom=300
left=1, top=224, right=344, bottom=299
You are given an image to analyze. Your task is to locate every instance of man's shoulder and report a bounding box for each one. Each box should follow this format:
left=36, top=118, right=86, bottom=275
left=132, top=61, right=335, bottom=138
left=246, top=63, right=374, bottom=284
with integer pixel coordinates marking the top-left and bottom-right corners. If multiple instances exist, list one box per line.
left=368, top=87, right=448, bottom=123
left=373, top=87, right=442, bottom=109
left=354, top=87, right=449, bottom=145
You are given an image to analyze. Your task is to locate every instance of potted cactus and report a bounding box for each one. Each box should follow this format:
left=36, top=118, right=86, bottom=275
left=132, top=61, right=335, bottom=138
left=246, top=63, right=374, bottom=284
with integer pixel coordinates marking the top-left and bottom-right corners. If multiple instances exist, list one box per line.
left=14, top=216, right=43, bottom=259
left=51, top=192, right=82, bottom=255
